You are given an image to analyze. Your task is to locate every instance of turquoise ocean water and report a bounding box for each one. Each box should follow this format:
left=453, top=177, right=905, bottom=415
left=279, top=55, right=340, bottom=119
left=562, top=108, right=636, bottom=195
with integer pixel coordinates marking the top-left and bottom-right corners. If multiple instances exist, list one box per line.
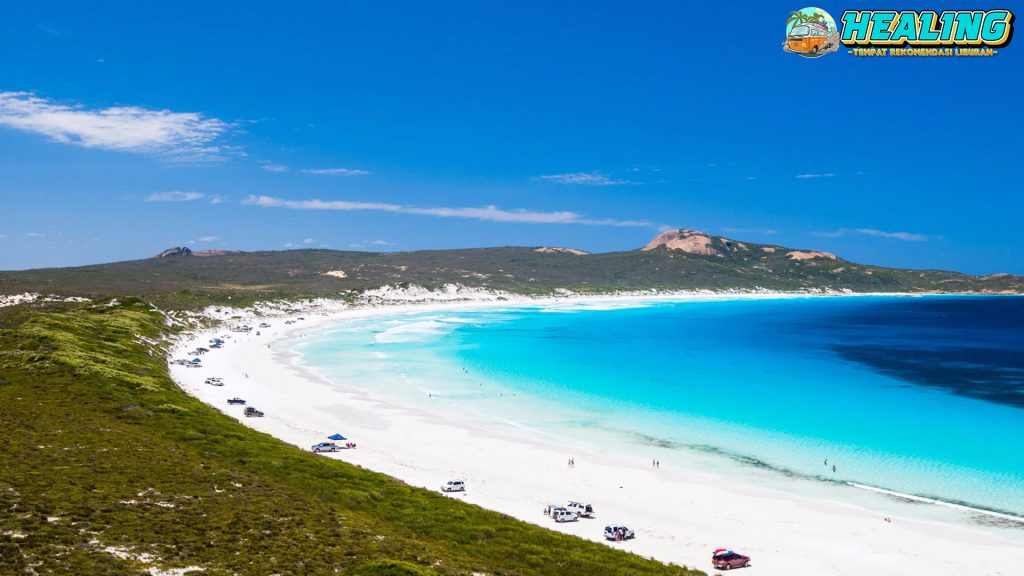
left=296, top=296, right=1024, bottom=518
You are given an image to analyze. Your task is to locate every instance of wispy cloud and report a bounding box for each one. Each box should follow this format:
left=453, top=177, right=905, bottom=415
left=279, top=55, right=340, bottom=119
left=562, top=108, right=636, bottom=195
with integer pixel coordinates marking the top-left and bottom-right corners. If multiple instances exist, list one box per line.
left=302, top=167, right=371, bottom=176
left=537, top=172, right=631, bottom=186
left=813, top=228, right=929, bottom=242
left=146, top=191, right=204, bottom=202
left=349, top=239, right=396, bottom=249
left=26, top=232, right=45, bottom=237
left=197, top=235, right=220, bottom=242
left=795, top=173, right=836, bottom=179
left=0, top=92, right=230, bottom=159
left=261, top=163, right=289, bottom=173
left=243, top=195, right=658, bottom=228
left=282, top=238, right=317, bottom=249
left=854, top=228, right=929, bottom=242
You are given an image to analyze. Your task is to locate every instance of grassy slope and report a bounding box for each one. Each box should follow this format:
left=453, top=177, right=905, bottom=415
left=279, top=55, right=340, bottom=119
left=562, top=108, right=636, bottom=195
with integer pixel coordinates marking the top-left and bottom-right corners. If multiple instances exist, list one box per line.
left=0, top=300, right=704, bottom=576
left=2, top=236, right=1021, bottom=309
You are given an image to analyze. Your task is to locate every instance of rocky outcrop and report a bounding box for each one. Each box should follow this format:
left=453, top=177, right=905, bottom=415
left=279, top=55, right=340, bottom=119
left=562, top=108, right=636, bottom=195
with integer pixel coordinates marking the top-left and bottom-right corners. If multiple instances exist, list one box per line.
left=155, top=247, right=193, bottom=258
left=641, top=229, right=719, bottom=256
left=786, top=250, right=838, bottom=261
left=154, top=247, right=239, bottom=258
left=533, top=247, right=589, bottom=255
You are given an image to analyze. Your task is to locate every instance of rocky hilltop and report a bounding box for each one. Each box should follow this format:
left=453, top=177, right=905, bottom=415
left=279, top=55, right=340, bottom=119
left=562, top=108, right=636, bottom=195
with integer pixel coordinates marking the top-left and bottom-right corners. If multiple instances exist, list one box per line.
left=643, top=229, right=838, bottom=261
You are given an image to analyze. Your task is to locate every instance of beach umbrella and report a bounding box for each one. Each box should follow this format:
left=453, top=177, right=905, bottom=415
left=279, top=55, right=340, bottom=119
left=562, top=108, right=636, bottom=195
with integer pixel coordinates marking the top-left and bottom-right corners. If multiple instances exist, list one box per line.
left=328, top=433, right=347, bottom=441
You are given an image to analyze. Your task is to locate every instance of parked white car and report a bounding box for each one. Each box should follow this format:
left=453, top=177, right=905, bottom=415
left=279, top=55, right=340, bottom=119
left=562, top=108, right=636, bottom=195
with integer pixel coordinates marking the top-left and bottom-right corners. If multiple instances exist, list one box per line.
left=552, top=508, right=577, bottom=523
left=440, top=480, right=465, bottom=492
left=604, top=525, right=635, bottom=540
left=566, top=501, right=594, bottom=517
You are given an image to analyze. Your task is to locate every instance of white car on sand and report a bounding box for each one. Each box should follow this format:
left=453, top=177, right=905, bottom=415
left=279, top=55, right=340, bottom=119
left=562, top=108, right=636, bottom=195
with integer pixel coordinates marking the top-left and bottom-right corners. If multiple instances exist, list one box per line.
left=551, top=508, right=577, bottom=523
left=566, top=501, right=594, bottom=517
left=604, top=524, right=635, bottom=540
left=441, top=480, right=466, bottom=492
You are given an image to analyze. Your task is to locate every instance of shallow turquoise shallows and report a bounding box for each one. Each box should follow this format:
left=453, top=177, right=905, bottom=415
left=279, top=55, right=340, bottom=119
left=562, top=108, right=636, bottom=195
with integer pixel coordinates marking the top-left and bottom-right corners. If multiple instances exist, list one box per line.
left=297, top=296, right=1024, bottom=517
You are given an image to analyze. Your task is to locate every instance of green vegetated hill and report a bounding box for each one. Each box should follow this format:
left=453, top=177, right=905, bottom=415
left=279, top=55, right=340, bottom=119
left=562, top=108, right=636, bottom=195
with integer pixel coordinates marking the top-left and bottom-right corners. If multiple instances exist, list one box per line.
left=0, top=300, right=704, bottom=575
left=2, top=230, right=1021, bottom=307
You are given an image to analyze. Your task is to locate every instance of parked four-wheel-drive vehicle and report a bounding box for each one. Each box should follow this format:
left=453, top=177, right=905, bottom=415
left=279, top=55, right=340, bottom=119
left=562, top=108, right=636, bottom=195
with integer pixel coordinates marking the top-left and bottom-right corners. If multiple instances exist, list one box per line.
left=551, top=508, right=577, bottom=523
left=440, top=480, right=465, bottom=492
left=566, top=501, right=594, bottom=517
left=311, top=442, right=339, bottom=453
left=227, top=398, right=246, bottom=405
left=244, top=407, right=264, bottom=417
left=712, top=549, right=751, bottom=570
left=603, top=524, right=634, bottom=541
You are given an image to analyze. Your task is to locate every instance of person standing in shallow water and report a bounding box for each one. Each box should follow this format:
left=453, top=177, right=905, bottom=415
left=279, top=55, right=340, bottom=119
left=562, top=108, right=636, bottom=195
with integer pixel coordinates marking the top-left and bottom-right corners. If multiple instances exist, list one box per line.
left=833, top=464, right=837, bottom=473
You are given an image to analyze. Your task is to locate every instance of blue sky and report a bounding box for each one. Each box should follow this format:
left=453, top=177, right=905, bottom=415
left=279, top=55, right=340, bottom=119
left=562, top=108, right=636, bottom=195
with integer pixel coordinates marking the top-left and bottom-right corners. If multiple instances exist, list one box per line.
left=1, top=1, right=1021, bottom=273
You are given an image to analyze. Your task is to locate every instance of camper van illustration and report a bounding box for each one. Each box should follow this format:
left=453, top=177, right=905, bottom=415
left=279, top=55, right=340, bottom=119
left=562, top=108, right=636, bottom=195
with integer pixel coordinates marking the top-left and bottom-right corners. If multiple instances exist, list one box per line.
left=783, top=8, right=839, bottom=58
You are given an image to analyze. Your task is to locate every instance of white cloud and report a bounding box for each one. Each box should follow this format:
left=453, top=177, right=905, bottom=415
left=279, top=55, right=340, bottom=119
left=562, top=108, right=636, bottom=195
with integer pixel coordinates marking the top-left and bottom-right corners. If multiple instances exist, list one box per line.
left=795, top=173, right=836, bottom=179
left=0, top=92, right=230, bottom=159
left=370, top=240, right=394, bottom=246
left=209, top=196, right=224, bottom=204
left=303, top=238, right=315, bottom=244
left=854, top=228, right=929, bottom=242
left=261, top=164, right=289, bottom=172
left=242, top=195, right=659, bottom=228
left=537, top=172, right=631, bottom=186
left=146, top=191, right=204, bottom=202
left=26, top=232, right=45, bottom=237
left=197, top=236, right=220, bottom=242
left=813, top=228, right=928, bottom=242
left=302, top=167, right=371, bottom=176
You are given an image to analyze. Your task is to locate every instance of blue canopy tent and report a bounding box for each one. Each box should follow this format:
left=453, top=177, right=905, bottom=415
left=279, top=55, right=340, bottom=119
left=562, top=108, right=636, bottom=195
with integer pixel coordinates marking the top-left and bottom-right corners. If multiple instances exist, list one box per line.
left=327, top=433, right=347, bottom=441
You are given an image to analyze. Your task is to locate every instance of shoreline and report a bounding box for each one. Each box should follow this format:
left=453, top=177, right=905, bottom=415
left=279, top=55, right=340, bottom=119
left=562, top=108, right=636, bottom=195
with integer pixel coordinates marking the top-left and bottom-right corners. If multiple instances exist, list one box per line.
left=169, top=290, right=1024, bottom=576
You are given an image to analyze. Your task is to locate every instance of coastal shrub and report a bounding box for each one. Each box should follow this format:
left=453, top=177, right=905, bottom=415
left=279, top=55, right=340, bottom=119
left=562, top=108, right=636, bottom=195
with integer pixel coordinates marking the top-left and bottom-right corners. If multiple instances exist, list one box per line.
left=355, top=559, right=444, bottom=576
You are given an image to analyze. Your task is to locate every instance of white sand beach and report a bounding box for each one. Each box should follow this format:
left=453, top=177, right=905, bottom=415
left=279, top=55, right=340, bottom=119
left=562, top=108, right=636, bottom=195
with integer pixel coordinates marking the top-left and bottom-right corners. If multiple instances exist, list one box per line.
left=169, top=293, right=1024, bottom=576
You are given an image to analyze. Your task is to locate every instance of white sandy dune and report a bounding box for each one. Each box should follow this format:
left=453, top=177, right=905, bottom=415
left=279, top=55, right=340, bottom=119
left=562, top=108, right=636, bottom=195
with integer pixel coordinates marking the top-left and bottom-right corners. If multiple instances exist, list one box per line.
left=169, top=296, right=1024, bottom=576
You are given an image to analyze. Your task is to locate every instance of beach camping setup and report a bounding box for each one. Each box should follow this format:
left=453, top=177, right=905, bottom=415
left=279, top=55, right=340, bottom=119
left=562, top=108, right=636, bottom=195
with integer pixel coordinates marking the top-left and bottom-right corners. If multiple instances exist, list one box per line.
left=327, top=433, right=356, bottom=449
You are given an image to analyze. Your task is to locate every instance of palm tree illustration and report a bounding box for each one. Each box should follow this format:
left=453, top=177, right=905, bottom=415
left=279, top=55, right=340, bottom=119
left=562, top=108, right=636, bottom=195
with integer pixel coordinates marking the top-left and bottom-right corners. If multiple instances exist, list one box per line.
left=786, top=11, right=810, bottom=32
left=787, top=10, right=827, bottom=33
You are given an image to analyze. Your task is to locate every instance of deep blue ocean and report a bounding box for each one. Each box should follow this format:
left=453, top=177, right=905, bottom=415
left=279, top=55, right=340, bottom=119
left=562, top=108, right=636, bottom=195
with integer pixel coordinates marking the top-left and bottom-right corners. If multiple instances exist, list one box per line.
left=299, top=296, right=1024, bottom=517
